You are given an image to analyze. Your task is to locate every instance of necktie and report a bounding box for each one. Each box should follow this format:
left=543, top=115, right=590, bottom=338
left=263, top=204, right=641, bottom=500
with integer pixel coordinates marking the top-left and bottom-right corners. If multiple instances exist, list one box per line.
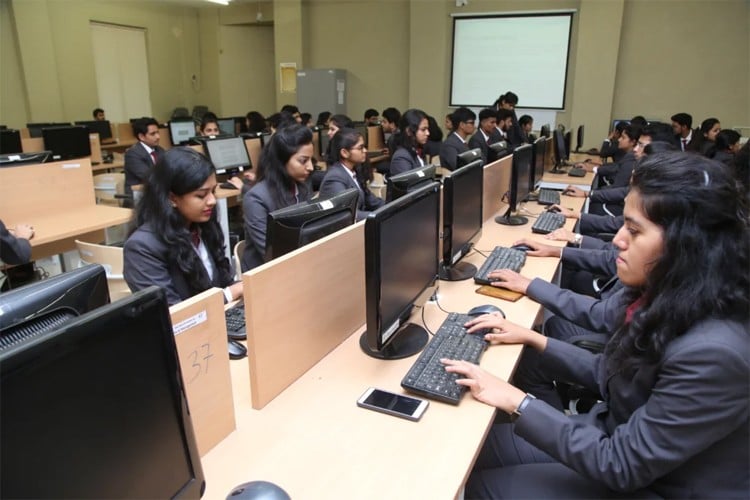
left=150, top=150, right=158, bottom=164
left=681, top=139, right=687, bottom=151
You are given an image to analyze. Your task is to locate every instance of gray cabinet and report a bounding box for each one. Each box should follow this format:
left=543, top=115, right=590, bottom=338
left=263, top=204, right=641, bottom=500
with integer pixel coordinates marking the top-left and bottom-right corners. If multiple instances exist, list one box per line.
left=296, top=69, right=347, bottom=120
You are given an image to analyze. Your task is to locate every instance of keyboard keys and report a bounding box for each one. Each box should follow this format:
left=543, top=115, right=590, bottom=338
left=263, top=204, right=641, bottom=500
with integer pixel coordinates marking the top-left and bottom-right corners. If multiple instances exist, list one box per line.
left=225, top=304, right=246, bottom=341
left=537, top=188, right=561, bottom=206
left=531, top=211, right=566, bottom=234
left=474, top=246, right=526, bottom=285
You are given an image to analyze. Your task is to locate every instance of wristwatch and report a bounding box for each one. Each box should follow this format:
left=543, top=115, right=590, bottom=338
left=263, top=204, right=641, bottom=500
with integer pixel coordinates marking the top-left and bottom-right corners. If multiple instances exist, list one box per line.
left=573, top=233, right=583, bottom=247
left=510, top=393, right=536, bottom=422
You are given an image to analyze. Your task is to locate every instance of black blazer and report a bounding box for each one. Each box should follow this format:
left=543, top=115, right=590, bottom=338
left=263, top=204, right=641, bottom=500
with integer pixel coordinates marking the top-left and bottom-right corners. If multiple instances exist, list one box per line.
left=124, top=142, right=166, bottom=193
left=438, top=132, right=469, bottom=171
left=0, top=219, right=32, bottom=265
left=318, top=163, right=384, bottom=221
left=389, top=147, right=424, bottom=176
left=123, top=223, right=233, bottom=306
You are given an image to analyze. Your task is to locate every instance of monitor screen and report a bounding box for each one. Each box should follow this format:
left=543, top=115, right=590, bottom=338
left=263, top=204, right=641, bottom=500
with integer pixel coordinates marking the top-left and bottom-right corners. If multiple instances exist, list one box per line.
left=0, top=264, right=109, bottom=344
left=26, top=122, right=71, bottom=138
left=75, top=120, right=113, bottom=141
left=552, top=129, right=567, bottom=169
left=0, top=129, right=23, bottom=154
left=169, top=119, right=197, bottom=146
left=456, top=147, right=481, bottom=168
left=385, top=164, right=437, bottom=202
left=440, top=159, right=483, bottom=281
left=204, top=136, right=251, bottom=175
left=361, top=182, right=440, bottom=359
left=530, top=137, right=547, bottom=191
left=42, top=125, right=92, bottom=161
left=496, top=143, right=532, bottom=226
left=265, top=188, right=359, bottom=262
left=216, top=118, right=236, bottom=136
left=0, top=287, right=205, bottom=499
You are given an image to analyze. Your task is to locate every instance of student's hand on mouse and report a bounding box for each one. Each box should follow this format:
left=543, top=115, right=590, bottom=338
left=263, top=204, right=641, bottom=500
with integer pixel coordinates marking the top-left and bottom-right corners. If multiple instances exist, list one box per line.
left=545, top=228, right=576, bottom=244
left=13, top=223, right=34, bottom=240
left=227, top=177, right=244, bottom=190
left=550, top=204, right=580, bottom=219
left=512, top=238, right=559, bottom=257
left=563, top=185, right=586, bottom=198
left=243, top=171, right=256, bottom=183
left=487, top=269, right=531, bottom=294
left=440, top=359, right=526, bottom=411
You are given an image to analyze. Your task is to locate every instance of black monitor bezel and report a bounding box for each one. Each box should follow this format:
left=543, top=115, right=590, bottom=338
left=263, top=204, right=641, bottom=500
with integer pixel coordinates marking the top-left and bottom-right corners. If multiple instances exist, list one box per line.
left=75, top=120, right=113, bottom=141
left=0, top=128, right=23, bottom=154
left=456, top=147, right=482, bottom=169
left=169, top=118, right=197, bottom=146
left=42, top=125, right=92, bottom=161
left=530, top=136, right=547, bottom=191
left=203, top=135, right=251, bottom=174
left=385, top=164, right=437, bottom=202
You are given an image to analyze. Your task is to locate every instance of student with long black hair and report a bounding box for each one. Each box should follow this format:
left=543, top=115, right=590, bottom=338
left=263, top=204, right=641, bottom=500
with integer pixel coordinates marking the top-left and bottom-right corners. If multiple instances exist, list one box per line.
left=445, top=152, right=749, bottom=498
left=241, top=124, right=314, bottom=271
left=389, top=108, right=429, bottom=176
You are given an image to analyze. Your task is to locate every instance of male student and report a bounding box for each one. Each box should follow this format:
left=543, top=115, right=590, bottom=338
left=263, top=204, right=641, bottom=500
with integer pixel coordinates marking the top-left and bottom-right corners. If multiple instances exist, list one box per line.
left=439, top=107, right=476, bottom=171
left=280, top=105, right=302, bottom=124
left=364, top=108, right=380, bottom=126
left=469, top=108, right=502, bottom=164
left=124, top=117, right=165, bottom=200
left=381, top=107, right=401, bottom=155
left=495, top=109, right=514, bottom=143
left=93, top=108, right=105, bottom=121
left=671, top=112, right=694, bottom=151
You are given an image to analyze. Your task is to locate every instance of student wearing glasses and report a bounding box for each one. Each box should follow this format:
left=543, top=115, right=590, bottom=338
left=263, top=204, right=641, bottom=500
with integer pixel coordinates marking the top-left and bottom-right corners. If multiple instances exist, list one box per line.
left=319, top=128, right=384, bottom=221
left=439, top=107, right=476, bottom=171
left=445, top=153, right=749, bottom=498
left=389, top=108, right=430, bottom=176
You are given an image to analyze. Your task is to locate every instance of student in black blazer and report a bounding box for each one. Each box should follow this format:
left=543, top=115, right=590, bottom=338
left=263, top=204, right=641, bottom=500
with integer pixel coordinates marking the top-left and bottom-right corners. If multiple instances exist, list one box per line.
left=0, top=219, right=34, bottom=265
left=494, top=91, right=523, bottom=148
left=124, top=117, right=166, bottom=199
left=389, top=108, right=430, bottom=176
left=438, top=107, right=475, bottom=171
left=123, top=147, right=241, bottom=306
left=242, top=124, right=314, bottom=271
left=469, top=108, right=502, bottom=164
left=319, top=128, right=384, bottom=221
left=445, top=153, right=750, bottom=498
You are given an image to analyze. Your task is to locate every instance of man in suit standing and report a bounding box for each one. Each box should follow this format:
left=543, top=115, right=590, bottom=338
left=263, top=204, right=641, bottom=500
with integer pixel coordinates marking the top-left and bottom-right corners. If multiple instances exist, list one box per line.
left=671, top=112, right=694, bottom=151
left=469, top=108, right=502, bottom=164
left=124, top=117, right=165, bottom=201
left=439, top=107, right=476, bottom=171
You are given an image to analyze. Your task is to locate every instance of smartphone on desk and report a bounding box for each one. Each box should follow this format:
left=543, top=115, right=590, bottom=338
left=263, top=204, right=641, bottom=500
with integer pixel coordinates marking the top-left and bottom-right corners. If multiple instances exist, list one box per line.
left=357, top=387, right=429, bottom=422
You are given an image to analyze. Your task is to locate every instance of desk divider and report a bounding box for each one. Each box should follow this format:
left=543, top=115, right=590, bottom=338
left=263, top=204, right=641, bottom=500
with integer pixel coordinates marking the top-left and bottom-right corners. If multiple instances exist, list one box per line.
left=21, top=137, right=43, bottom=153
left=242, top=221, right=366, bottom=409
left=244, top=137, right=262, bottom=171
left=170, top=288, right=236, bottom=457
left=482, top=155, right=512, bottom=223
left=116, top=122, right=136, bottom=144
left=89, top=134, right=103, bottom=164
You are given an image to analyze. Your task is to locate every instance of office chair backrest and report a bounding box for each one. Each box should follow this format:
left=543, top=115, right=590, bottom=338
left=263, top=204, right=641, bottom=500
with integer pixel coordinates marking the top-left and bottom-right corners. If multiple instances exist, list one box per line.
left=75, top=240, right=130, bottom=301
left=233, top=239, right=246, bottom=281
left=171, top=107, right=190, bottom=119
left=93, top=173, right=125, bottom=207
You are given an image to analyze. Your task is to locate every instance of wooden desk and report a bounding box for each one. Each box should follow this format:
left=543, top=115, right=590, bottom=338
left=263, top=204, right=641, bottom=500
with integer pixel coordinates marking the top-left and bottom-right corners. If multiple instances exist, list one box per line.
left=0, top=158, right=131, bottom=260
left=199, top=165, right=584, bottom=498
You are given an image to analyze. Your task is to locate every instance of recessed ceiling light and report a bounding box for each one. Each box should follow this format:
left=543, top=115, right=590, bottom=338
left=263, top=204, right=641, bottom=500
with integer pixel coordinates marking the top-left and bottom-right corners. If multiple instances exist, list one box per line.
left=206, top=0, right=230, bottom=5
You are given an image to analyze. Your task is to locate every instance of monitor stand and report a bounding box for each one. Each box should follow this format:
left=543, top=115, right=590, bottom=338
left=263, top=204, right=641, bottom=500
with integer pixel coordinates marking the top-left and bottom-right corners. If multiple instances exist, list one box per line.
left=438, top=261, right=477, bottom=281
left=359, top=324, right=428, bottom=360
left=495, top=207, right=528, bottom=226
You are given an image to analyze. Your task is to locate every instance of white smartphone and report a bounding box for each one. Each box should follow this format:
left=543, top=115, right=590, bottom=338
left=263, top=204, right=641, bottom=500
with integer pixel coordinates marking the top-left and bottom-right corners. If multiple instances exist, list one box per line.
left=356, top=387, right=429, bottom=421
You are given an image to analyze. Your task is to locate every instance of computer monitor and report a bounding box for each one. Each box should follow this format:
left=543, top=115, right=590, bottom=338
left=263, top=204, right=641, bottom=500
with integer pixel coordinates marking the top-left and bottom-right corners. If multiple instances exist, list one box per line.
left=216, top=117, right=236, bottom=136
left=203, top=136, right=251, bottom=175
left=318, top=128, right=331, bottom=160
left=540, top=124, right=551, bottom=138
left=75, top=120, right=113, bottom=142
left=360, top=182, right=441, bottom=360
left=439, top=159, right=483, bottom=281
left=169, top=118, right=197, bottom=146
left=550, top=129, right=568, bottom=173
left=488, top=140, right=510, bottom=162
left=42, top=125, right=92, bottom=161
left=385, top=164, right=437, bottom=202
left=575, top=125, right=584, bottom=153
left=564, top=131, right=572, bottom=159
left=0, top=264, right=109, bottom=346
left=0, top=129, right=23, bottom=154
left=265, top=188, right=359, bottom=262
left=0, top=287, right=206, bottom=498
left=456, top=147, right=481, bottom=168
left=0, top=151, right=52, bottom=168
left=496, top=143, right=532, bottom=226
left=26, top=122, right=71, bottom=138
left=530, top=137, right=547, bottom=192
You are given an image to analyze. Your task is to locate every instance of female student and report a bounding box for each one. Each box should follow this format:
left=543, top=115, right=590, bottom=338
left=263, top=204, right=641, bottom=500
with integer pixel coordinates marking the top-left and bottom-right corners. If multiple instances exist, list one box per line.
left=696, top=117, right=721, bottom=155
left=389, top=108, right=430, bottom=176
left=445, top=153, right=749, bottom=498
left=123, top=147, right=245, bottom=356
left=318, top=128, right=384, bottom=221
left=241, top=124, right=314, bottom=271
left=708, top=129, right=741, bottom=167
left=198, top=113, right=220, bottom=136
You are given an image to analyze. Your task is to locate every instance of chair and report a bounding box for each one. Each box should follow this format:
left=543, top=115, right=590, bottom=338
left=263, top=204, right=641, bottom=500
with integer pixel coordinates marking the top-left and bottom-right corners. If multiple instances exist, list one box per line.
left=93, top=173, right=126, bottom=207
left=171, top=107, right=190, bottom=119
left=233, top=239, right=245, bottom=281
left=75, top=240, right=131, bottom=302
left=192, top=105, right=209, bottom=122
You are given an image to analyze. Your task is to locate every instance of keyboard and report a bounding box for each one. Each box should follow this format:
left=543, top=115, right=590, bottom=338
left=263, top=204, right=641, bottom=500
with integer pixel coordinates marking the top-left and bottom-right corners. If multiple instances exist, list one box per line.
left=225, top=304, right=247, bottom=340
left=537, top=188, right=561, bottom=206
left=401, top=313, right=488, bottom=404
left=531, top=211, right=566, bottom=234
left=474, top=246, right=526, bottom=285
left=568, top=167, right=586, bottom=177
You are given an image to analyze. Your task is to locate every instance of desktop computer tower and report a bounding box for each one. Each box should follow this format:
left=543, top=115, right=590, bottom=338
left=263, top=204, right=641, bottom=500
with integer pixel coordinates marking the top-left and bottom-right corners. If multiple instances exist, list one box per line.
left=296, top=68, right=347, bottom=121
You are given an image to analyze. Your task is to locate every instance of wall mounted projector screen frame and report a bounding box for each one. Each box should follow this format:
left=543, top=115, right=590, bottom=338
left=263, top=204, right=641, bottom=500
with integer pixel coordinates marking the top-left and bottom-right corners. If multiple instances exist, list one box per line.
left=450, top=12, right=574, bottom=110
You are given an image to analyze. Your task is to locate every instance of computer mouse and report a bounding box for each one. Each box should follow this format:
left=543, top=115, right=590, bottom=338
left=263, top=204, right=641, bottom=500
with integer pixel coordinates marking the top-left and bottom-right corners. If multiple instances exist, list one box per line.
left=511, top=244, right=533, bottom=252
left=220, top=181, right=239, bottom=190
left=228, top=340, right=247, bottom=360
left=467, top=304, right=503, bottom=317
left=547, top=206, right=561, bottom=213
left=226, top=481, right=290, bottom=500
